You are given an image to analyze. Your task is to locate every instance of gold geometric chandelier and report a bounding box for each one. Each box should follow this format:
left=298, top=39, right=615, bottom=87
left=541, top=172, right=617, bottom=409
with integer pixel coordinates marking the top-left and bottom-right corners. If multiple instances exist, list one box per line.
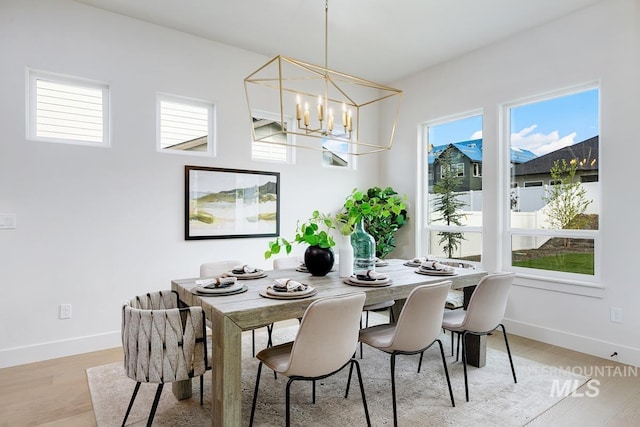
left=244, top=0, right=403, bottom=156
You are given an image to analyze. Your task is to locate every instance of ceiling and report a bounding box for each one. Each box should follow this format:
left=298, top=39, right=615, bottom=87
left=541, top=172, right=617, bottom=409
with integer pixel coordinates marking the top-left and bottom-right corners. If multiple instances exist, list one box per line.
left=73, top=0, right=603, bottom=83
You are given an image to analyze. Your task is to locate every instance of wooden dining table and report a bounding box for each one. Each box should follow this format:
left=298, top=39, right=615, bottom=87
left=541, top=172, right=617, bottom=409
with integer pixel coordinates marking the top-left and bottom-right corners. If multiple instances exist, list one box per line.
left=171, top=259, right=486, bottom=427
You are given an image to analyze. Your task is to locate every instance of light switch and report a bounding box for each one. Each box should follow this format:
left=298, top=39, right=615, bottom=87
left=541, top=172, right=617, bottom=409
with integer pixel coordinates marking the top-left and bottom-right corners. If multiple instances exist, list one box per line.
left=0, top=213, right=16, bottom=229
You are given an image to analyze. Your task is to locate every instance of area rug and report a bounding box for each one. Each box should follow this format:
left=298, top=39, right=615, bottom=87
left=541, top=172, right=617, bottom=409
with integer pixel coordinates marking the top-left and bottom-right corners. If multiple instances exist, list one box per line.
left=88, top=322, right=589, bottom=426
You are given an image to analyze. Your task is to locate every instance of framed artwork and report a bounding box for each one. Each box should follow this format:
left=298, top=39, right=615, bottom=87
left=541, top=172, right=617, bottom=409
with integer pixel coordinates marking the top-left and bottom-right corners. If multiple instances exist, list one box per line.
left=185, top=166, right=280, bottom=240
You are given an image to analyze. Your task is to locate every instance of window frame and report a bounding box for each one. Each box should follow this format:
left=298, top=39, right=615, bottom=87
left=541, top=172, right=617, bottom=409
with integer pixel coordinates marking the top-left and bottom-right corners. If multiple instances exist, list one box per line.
left=26, top=69, right=110, bottom=147
left=250, top=110, right=295, bottom=164
left=418, top=110, right=484, bottom=262
left=502, top=82, right=601, bottom=288
left=156, top=93, right=216, bottom=157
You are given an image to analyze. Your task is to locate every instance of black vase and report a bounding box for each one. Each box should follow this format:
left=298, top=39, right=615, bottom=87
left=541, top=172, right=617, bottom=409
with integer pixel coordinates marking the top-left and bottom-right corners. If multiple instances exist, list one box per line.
left=304, top=245, right=335, bottom=276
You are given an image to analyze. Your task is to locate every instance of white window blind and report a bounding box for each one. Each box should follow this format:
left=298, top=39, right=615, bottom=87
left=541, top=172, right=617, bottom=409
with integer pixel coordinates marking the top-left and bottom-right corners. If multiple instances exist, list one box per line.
left=28, top=70, right=109, bottom=146
left=159, top=100, right=209, bottom=150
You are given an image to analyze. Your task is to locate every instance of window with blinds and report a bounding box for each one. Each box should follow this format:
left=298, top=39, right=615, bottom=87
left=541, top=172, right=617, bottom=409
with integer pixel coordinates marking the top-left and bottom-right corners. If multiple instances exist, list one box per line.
left=27, top=70, right=109, bottom=146
left=158, top=95, right=214, bottom=155
left=251, top=115, right=293, bottom=163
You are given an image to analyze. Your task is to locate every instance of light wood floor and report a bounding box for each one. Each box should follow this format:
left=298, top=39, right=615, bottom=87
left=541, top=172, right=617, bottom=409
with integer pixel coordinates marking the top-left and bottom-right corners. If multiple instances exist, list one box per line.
left=1, top=330, right=639, bottom=426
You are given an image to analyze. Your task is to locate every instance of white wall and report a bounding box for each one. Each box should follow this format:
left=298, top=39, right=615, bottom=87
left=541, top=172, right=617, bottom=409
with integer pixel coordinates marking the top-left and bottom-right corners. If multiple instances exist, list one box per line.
left=383, top=0, right=640, bottom=365
left=0, top=0, right=380, bottom=367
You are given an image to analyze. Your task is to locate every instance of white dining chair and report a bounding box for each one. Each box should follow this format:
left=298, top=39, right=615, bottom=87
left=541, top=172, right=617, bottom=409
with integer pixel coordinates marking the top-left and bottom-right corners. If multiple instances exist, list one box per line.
left=272, top=255, right=303, bottom=270
left=358, top=281, right=455, bottom=427
left=441, top=272, right=517, bottom=402
left=199, top=260, right=269, bottom=356
left=249, top=292, right=370, bottom=427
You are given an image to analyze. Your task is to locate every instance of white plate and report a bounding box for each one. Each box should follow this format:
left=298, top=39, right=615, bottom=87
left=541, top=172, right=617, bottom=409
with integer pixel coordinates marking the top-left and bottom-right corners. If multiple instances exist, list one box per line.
left=226, top=270, right=267, bottom=279
left=343, top=279, right=391, bottom=287
left=260, top=286, right=317, bottom=299
left=415, top=268, right=457, bottom=276
left=403, top=261, right=422, bottom=267
left=349, top=275, right=390, bottom=285
left=192, top=284, right=248, bottom=296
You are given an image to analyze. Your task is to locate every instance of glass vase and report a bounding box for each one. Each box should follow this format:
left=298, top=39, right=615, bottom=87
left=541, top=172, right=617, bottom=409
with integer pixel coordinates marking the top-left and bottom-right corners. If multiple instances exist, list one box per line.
left=351, top=218, right=376, bottom=274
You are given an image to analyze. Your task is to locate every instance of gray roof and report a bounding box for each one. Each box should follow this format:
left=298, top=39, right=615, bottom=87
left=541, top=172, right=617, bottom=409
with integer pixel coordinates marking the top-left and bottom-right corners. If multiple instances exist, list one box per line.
left=514, top=136, right=599, bottom=176
left=429, top=138, right=537, bottom=165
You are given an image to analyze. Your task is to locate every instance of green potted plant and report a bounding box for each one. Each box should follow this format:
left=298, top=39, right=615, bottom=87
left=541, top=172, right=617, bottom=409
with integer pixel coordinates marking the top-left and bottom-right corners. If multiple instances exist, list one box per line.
left=265, top=210, right=336, bottom=276
left=337, top=186, right=409, bottom=259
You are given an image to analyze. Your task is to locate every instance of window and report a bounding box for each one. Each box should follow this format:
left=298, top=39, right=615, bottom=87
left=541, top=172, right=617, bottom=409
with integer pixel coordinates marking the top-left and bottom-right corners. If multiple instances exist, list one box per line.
left=322, top=139, right=351, bottom=168
left=251, top=113, right=294, bottom=163
left=157, top=94, right=214, bottom=155
left=440, top=163, right=464, bottom=179
left=506, top=85, right=599, bottom=280
left=421, top=112, right=483, bottom=263
left=27, top=69, right=109, bottom=146
left=473, top=163, right=482, bottom=177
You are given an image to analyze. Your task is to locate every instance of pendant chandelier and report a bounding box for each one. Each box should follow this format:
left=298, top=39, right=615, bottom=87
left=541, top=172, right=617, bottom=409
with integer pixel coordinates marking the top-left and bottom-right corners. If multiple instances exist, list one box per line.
left=244, top=0, right=403, bottom=156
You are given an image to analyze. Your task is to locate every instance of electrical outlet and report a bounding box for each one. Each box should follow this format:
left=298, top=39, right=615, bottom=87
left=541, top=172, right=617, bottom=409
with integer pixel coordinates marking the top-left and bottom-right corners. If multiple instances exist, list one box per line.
left=60, top=304, right=72, bottom=319
left=610, top=307, right=623, bottom=323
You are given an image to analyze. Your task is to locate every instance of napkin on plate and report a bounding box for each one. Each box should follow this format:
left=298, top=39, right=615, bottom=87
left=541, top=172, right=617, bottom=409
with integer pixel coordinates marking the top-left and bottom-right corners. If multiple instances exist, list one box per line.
left=420, top=261, right=454, bottom=272
left=410, top=255, right=435, bottom=264
left=355, top=270, right=390, bottom=281
left=196, top=276, right=238, bottom=288
left=232, top=264, right=260, bottom=274
left=272, top=278, right=308, bottom=292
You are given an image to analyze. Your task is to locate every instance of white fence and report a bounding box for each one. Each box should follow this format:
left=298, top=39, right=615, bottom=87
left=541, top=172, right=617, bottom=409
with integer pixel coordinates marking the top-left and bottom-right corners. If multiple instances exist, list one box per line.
left=427, top=182, right=599, bottom=257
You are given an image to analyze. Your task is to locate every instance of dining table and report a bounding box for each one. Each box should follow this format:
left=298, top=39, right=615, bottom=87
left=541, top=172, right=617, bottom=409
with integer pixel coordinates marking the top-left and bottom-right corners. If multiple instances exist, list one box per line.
left=171, top=258, right=487, bottom=427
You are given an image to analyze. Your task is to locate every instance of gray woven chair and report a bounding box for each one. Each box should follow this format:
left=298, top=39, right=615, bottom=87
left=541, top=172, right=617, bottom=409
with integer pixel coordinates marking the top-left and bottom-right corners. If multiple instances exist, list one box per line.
left=442, top=272, right=517, bottom=402
left=121, top=290, right=209, bottom=426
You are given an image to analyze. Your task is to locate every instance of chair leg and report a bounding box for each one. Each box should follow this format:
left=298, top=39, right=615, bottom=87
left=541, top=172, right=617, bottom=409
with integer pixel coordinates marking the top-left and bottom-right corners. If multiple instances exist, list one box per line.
left=436, top=339, right=455, bottom=407
left=499, top=324, right=518, bottom=383
left=461, top=331, right=470, bottom=402
left=252, top=329, right=256, bottom=357
left=200, top=375, right=204, bottom=405
left=352, top=359, right=372, bottom=427
left=390, top=353, right=398, bottom=427
left=285, top=377, right=295, bottom=427
left=267, top=323, right=274, bottom=347
left=146, top=383, right=164, bottom=427
left=417, top=351, right=424, bottom=373
left=249, top=362, right=263, bottom=427
left=450, top=329, right=454, bottom=356
left=360, top=315, right=365, bottom=359
left=312, top=380, right=316, bottom=404
left=345, top=359, right=355, bottom=398
left=122, top=382, right=141, bottom=427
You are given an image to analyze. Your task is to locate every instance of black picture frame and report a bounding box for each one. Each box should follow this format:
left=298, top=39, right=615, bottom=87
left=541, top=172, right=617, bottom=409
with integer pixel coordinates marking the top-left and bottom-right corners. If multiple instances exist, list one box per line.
left=185, top=166, right=280, bottom=240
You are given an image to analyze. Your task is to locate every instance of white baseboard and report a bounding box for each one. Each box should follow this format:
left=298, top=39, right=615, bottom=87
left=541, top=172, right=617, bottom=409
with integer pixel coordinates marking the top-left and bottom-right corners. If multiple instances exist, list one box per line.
left=0, top=331, right=121, bottom=368
left=503, top=318, right=640, bottom=368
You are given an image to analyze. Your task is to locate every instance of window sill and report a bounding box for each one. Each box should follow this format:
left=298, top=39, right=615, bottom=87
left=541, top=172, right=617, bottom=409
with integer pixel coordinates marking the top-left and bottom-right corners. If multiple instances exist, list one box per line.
left=513, top=272, right=604, bottom=298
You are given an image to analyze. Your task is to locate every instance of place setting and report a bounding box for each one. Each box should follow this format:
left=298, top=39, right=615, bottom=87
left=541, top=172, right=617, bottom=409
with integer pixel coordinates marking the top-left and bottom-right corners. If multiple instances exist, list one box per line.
left=403, top=255, right=436, bottom=267
left=344, top=270, right=392, bottom=287
left=414, top=260, right=457, bottom=276
left=375, top=257, right=390, bottom=267
left=191, top=276, right=248, bottom=296
left=259, top=278, right=317, bottom=300
left=226, top=264, right=268, bottom=279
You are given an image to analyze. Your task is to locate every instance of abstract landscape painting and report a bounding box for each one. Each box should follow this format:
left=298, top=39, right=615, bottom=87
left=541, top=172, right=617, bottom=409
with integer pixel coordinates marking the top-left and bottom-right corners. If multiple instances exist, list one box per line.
left=185, top=166, right=279, bottom=239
